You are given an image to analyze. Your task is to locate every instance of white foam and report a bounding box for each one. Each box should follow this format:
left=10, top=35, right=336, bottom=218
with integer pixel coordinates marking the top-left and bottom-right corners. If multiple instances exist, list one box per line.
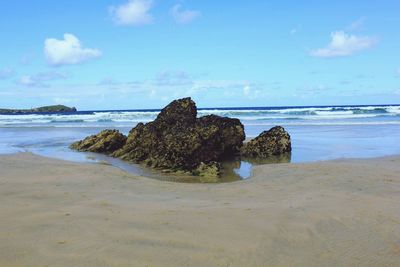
left=0, top=105, right=399, bottom=126
left=243, top=121, right=400, bottom=126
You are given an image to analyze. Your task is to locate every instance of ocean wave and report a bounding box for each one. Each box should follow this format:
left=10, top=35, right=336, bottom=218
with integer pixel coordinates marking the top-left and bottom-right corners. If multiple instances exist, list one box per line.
left=198, top=105, right=400, bottom=117
left=243, top=121, right=400, bottom=126
left=50, top=119, right=85, bottom=123
left=2, top=120, right=399, bottom=128
left=0, top=105, right=399, bottom=125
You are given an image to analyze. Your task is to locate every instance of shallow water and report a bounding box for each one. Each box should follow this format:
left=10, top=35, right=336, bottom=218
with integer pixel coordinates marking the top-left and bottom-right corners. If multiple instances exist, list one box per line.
left=81, top=152, right=254, bottom=183
left=0, top=104, right=399, bottom=182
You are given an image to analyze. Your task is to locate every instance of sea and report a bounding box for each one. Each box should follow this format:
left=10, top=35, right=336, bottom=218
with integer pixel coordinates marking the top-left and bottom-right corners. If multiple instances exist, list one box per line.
left=1, top=104, right=399, bottom=180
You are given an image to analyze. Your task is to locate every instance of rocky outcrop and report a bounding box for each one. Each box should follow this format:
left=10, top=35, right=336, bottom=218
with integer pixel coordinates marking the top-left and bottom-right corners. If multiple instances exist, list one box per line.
left=70, top=97, right=292, bottom=181
left=70, top=129, right=127, bottom=154
left=0, top=105, right=77, bottom=114
left=113, top=98, right=245, bottom=172
left=34, top=105, right=77, bottom=113
left=241, top=126, right=291, bottom=158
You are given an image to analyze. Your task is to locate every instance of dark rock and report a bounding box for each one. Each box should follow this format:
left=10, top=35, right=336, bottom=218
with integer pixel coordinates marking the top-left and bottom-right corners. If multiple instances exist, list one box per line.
left=70, top=129, right=127, bottom=154
left=155, top=97, right=197, bottom=128
left=70, top=98, right=292, bottom=180
left=34, top=105, right=77, bottom=113
left=0, top=105, right=77, bottom=114
left=196, top=115, right=245, bottom=158
left=113, top=98, right=245, bottom=174
left=241, top=126, right=291, bottom=158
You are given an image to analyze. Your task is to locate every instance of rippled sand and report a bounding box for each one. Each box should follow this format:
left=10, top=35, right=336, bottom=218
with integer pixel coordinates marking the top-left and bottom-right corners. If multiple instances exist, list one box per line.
left=0, top=153, right=399, bottom=266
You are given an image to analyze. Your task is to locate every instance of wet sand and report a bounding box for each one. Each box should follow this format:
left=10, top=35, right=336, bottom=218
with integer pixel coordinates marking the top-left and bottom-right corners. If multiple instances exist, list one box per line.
left=0, top=153, right=399, bottom=267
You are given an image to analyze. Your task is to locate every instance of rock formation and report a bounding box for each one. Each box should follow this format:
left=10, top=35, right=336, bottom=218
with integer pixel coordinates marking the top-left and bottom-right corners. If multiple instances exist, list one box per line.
left=241, top=126, right=291, bottom=158
left=70, top=97, right=292, bottom=181
left=0, top=105, right=77, bottom=114
left=71, top=98, right=245, bottom=178
left=70, top=129, right=127, bottom=154
left=113, top=98, right=245, bottom=173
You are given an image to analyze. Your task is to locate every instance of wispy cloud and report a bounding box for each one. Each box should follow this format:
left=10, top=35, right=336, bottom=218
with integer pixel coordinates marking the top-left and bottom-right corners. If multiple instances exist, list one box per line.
left=44, top=33, right=102, bottom=66
left=346, top=17, right=366, bottom=31
left=97, top=75, right=260, bottom=100
left=53, top=97, right=78, bottom=104
left=0, top=67, right=14, bottom=80
left=20, top=53, right=35, bottom=65
left=297, top=84, right=330, bottom=96
left=98, top=77, right=119, bottom=86
left=289, top=25, right=301, bottom=35
left=17, top=76, right=41, bottom=87
left=170, top=4, right=201, bottom=24
left=185, top=80, right=257, bottom=97
left=243, top=85, right=262, bottom=99
left=110, top=0, right=153, bottom=26
left=17, top=71, right=67, bottom=87
left=310, top=31, right=377, bottom=58
left=155, top=70, right=192, bottom=86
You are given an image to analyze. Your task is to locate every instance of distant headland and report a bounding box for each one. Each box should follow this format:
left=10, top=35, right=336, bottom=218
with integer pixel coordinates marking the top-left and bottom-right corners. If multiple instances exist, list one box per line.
left=0, top=105, right=77, bottom=114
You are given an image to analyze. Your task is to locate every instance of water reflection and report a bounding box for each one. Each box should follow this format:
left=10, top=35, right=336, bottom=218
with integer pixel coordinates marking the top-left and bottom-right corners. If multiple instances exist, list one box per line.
left=242, top=153, right=292, bottom=165
left=82, top=152, right=292, bottom=183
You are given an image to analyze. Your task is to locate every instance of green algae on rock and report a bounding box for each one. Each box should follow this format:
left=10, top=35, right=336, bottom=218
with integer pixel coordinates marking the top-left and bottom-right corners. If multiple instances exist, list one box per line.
left=241, top=126, right=291, bottom=158
left=193, top=161, right=221, bottom=182
left=70, top=129, right=127, bottom=154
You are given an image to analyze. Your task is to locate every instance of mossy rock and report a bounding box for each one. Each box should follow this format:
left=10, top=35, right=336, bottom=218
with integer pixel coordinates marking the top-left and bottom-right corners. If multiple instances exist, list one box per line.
left=112, top=97, right=245, bottom=175
left=241, top=126, right=291, bottom=158
left=70, top=129, right=127, bottom=154
left=70, top=98, right=293, bottom=179
left=193, top=161, right=221, bottom=183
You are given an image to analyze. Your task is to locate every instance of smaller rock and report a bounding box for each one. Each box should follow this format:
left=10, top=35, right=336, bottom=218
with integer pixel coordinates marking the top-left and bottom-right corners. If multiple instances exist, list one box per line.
left=241, top=126, right=291, bottom=158
left=70, top=129, right=127, bottom=154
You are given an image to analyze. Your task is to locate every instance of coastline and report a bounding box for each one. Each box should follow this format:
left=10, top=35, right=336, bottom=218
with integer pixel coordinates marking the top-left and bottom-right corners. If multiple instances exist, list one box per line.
left=1, top=152, right=400, bottom=266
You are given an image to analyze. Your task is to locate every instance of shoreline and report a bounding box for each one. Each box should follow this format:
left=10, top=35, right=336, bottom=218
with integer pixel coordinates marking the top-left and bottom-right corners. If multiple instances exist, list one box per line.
left=1, top=153, right=400, bottom=266
left=2, top=151, right=400, bottom=179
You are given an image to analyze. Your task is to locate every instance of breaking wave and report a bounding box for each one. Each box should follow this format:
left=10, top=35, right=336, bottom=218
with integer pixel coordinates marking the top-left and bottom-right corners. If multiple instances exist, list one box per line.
left=0, top=105, right=399, bottom=126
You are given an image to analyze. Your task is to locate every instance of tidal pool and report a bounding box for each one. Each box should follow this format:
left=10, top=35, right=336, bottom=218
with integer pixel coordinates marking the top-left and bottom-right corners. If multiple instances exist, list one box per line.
left=79, top=152, right=291, bottom=183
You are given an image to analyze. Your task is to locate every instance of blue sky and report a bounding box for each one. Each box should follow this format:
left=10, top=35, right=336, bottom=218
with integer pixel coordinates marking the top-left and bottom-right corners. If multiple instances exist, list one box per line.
left=0, top=0, right=399, bottom=110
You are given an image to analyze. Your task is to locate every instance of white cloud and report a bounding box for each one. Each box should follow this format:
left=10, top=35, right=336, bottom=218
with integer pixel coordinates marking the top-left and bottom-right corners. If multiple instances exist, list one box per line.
left=310, top=31, right=376, bottom=58
left=17, top=71, right=67, bottom=87
left=44, top=33, right=102, bottom=66
left=170, top=4, right=201, bottom=24
left=0, top=67, right=14, bottom=80
left=110, top=0, right=153, bottom=26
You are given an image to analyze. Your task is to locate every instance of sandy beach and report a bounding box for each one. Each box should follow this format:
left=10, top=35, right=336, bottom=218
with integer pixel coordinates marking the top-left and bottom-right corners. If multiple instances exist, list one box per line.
left=0, top=153, right=399, bottom=267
